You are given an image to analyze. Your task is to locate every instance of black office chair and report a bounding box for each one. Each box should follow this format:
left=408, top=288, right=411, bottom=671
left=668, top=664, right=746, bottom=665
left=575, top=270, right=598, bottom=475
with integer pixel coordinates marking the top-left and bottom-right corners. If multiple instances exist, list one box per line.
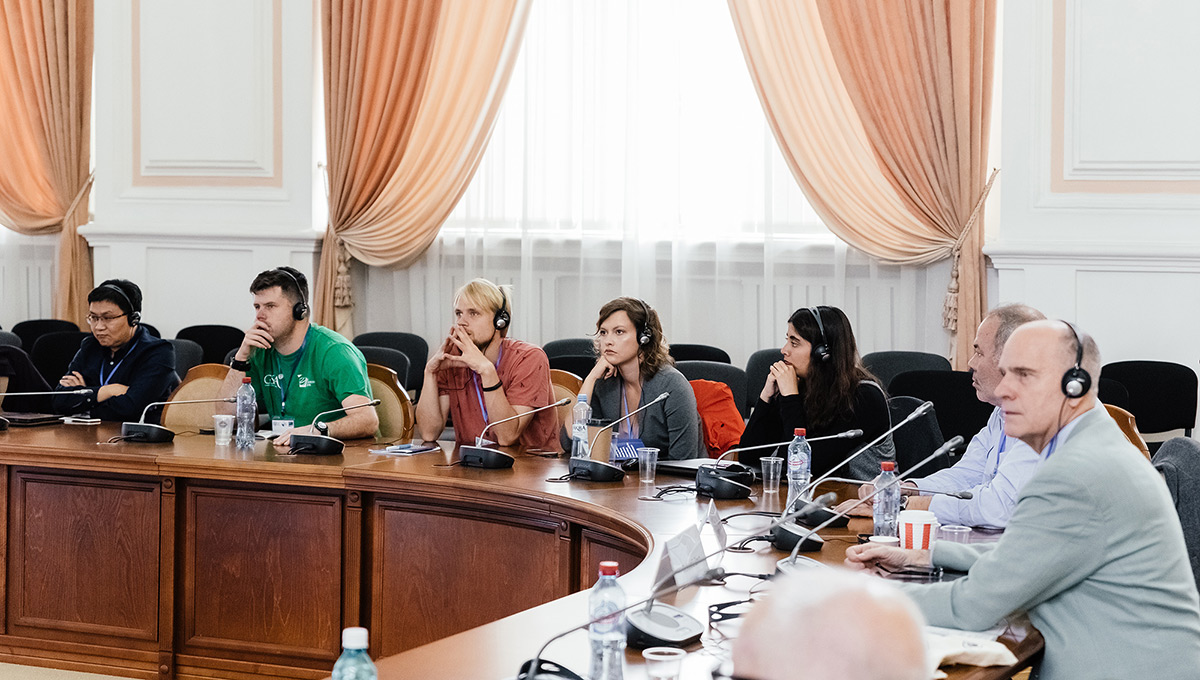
left=11, top=319, right=79, bottom=354
left=888, top=370, right=993, bottom=445
left=1097, top=377, right=1131, bottom=411
left=669, top=344, right=731, bottom=364
left=862, top=351, right=952, bottom=390
left=543, top=338, right=594, bottom=359
left=1102, top=361, right=1197, bottom=438
left=744, top=348, right=780, bottom=415
left=675, top=360, right=750, bottom=419
left=0, top=345, right=53, bottom=412
left=177, top=324, right=246, bottom=365
left=140, top=323, right=161, bottom=338
left=888, top=396, right=948, bottom=475
left=549, top=355, right=596, bottom=380
left=1153, top=437, right=1200, bottom=589
left=0, top=330, right=22, bottom=349
left=353, top=332, right=428, bottom=397
left=358, top=346, right=412, bottom=390
left=168, top=338, right=204, bottom=380
left=29, top=331, right=89, bottom=385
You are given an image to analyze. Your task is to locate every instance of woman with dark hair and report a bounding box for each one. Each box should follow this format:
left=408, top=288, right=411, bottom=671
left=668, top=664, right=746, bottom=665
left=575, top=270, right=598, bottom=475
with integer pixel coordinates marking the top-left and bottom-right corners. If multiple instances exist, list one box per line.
left=560, top=297, right=702, bottom=460
left=739, top=305, right=893, bottom=480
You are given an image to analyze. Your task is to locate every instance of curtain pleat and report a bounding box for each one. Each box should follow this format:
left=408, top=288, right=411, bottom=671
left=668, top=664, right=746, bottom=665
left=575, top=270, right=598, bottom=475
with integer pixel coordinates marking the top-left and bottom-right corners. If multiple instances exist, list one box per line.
left=0, top=0, right=94, bottom=326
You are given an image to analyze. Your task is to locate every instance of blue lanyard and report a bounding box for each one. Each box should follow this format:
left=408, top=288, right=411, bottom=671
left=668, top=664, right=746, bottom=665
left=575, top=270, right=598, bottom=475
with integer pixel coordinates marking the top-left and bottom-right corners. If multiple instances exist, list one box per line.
left=273, top=328, right=311, bottom=416
left=992, top=432, right=1007, bottom=478
left=619, top=378, right=639, bottom=438
left=1043, top=432, right=1062, bottom=461
left=473, top=342, right=504, bottom=424
left=99, top=339, right=139, bottom=386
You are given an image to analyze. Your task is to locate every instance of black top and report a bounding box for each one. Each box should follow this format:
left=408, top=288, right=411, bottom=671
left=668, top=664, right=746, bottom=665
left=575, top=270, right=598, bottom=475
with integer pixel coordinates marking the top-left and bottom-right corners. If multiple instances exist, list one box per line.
left=51, top=326, right=179, bottom=423
left=739, top=380, right=891, bottom=479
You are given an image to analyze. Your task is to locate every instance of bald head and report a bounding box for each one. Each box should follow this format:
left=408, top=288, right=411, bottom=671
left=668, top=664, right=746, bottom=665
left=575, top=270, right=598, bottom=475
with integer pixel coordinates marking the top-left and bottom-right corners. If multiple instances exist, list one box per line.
left=731, top=569, right=927, bottom=680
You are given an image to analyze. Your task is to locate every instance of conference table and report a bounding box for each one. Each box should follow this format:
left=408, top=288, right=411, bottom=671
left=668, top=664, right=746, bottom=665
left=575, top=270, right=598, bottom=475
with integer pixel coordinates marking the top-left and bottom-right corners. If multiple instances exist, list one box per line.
left=0, top=423, right=1040, bottom=679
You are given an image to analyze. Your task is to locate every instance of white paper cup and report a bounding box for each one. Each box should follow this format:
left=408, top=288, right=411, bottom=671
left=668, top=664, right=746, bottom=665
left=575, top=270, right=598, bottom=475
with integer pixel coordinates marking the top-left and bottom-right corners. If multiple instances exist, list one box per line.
left=898, top=509, right=939, bottom=550
left=212, top=414, right=235, bottom=446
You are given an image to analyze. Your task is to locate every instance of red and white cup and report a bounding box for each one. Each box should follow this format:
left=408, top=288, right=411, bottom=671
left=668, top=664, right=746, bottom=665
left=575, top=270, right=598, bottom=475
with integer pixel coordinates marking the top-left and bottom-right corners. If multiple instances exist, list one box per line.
left=898, top=510, right=939, bottom=550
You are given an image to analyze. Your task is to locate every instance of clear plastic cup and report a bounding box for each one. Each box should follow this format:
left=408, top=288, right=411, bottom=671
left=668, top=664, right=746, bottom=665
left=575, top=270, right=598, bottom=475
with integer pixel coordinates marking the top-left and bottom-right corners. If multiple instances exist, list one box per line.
left=212, top=414, right=235, bottom=446
left=940, top=524, right=973, bottom=543
left=637, top=447, right=659, bottom=484
left=642, top=647, right=686, bottom=680
left=761, top=456, right=784, bottom=493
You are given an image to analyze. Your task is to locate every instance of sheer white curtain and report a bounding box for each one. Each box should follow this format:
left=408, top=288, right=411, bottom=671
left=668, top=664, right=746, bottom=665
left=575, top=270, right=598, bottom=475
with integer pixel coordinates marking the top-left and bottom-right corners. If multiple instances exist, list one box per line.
left=367, top=0, right=950, bottom=365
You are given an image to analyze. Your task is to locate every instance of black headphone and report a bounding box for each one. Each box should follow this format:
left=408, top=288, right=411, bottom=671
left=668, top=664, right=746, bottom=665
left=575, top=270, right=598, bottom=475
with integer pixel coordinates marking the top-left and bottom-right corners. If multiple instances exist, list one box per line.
left=275, top=268, right=309, bottom=321
left=808, top=306, right=831, bottom=362
left=1060, top=321, right=1092, bottom=398
left=635, top=299, right=654, bottom=346
left=494, top=287, right=511, bottom=330
left=100, top=283, right=140, bottom=326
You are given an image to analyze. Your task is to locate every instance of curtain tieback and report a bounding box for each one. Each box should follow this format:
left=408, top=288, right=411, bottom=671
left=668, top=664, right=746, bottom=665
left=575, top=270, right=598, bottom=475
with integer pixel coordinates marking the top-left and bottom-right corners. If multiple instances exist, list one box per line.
left=942, top=168, right=1000, bottom=333
left=61, top=172, right=95, bottom=227
left=332, top=234, right=354, bottom=309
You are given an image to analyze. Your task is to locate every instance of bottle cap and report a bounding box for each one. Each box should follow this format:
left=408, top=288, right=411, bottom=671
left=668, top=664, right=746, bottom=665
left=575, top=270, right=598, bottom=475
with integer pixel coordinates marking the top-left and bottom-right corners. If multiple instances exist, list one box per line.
left=881, top=461, right=896, bottom=471
left=341, top=626, right=369, bottom=650
left=598, top=560, right=620, bottom=577
left=242, top=376, right=252, bottom=384
left=577, top=393, right=588, bottom=402
left=794, top=428, right=806, bottom=437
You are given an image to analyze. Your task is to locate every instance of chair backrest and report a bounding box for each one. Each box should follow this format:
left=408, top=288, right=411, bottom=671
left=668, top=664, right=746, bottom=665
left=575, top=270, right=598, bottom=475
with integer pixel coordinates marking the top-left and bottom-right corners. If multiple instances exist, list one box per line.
left=549, top=369, right=583, bottom=429
left=1152, top=436, right=1200, bottom=589
left=888, top=396, right=948, bottom=474
left=358, top=346, right=412, bottom=389
left=368, top=363, right=414, bottom=441
left=543, top=338, right=594, bottom=359
left=0, top=345, right=52, bottom=411
left=353, top=332, right=429, bottom=395
left=12, top=319, right=79, bottom=353
left=176, top=324, right=246, bottom=365
left=861, top=351, right=952, bottom=390
left=675, top=360, right=749, bottom=419
left=888, top=370, right=993, bottom=445
left=168, top=338, right=204, bottom=381
left=1102, top=361, right=1198, bottom=436
left=1097, top=377, right=1131, bottom=411
left=669, top=344, right=731, bottom=364
left=140, top=323, right=161, bottom=338
left=161, top=364, right=231, bottom=431
left=744, top=348, right=780, bottom=415
left=1104, top=403, right=1151, bottom=461
left=548, top=355, right=596, bottom=380
left=29, top=331, right=90, bottom=384
left=0, top=330, right=22, bottom=349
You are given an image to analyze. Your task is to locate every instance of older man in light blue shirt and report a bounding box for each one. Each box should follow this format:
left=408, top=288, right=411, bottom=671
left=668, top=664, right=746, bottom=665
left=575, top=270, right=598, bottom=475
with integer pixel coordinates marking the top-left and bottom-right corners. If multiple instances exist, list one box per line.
left=849, top=304, right=1045, bottom=528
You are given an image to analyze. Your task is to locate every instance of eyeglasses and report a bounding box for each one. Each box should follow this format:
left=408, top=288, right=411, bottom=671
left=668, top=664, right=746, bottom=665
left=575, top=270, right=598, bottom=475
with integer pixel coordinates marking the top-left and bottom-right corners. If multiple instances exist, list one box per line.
left=86, top=313, right=128, bottom=326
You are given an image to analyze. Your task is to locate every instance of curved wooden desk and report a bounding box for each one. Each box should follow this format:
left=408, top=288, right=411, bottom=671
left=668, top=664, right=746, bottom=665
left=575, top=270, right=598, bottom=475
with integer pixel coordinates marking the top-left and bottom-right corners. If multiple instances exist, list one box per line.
left=0, top=425, right=1039, bottom=679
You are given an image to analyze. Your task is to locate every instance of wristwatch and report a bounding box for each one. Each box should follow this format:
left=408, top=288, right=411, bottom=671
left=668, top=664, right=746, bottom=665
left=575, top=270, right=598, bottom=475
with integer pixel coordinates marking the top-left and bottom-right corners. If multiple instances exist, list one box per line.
left=229, top=357, right=250, bottom=372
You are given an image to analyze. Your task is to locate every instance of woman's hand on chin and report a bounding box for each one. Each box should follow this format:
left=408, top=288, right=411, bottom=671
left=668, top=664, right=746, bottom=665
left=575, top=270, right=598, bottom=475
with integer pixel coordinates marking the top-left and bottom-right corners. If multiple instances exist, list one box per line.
left=771, top=361, right=800, bottom=396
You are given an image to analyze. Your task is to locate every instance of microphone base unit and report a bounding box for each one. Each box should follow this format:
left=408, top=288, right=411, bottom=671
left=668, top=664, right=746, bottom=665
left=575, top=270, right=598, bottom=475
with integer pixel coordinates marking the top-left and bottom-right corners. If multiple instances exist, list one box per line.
left=459, top=445, right=516, bottom=469
left=568, top=457, right=625, bottom=482
left=625, top=603, right=705, bottom=649
left=790, top=499, right=849, bottom=528
left=289, top=433, right=345, bottom=456
left=121, top=422, right=175, bottom=443
left=695, top=464, right=754, bottom=500
left=769, top=522, right=826, bottom=553
left=0, top=416, right=7, bottom=432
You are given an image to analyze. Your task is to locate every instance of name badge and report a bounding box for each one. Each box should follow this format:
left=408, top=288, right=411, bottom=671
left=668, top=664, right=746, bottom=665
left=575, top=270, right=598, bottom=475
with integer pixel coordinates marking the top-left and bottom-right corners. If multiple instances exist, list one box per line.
left=271, top=418, right=295, bottom=435
left=610, top=437, right=645, bottom=461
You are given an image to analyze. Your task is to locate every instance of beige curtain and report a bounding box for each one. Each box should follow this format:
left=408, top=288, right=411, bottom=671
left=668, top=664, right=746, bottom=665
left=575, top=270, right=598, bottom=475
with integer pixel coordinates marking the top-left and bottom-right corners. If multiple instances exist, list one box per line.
left=728, top=0, right=996, bottom=366
left=0, top=0, right=94, bottom=327
left=317, top=0, right=530, bottom=335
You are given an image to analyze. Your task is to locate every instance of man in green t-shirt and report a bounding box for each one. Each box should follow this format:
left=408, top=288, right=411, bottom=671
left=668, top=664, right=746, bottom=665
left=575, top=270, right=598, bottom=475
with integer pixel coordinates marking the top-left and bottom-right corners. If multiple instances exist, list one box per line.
left=221, top=267, right=377, bottom=448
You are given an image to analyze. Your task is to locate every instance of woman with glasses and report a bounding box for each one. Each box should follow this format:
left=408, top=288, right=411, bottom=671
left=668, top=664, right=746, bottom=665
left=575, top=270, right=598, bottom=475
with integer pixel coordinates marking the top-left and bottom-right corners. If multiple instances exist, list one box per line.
left=50, top=279, right=179, bottom=422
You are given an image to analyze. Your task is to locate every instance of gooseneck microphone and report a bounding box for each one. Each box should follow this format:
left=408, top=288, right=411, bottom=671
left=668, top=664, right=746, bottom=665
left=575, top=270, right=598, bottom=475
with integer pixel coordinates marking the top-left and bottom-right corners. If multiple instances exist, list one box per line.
left=288, top=399, right=382, bottom=455
left=712, top=428, right=864, bottom=465
left=567, top=392, right=670, bottom=483
left=519, top=567, right=726, bottom=680
left=121, top=397, right=238, bottom=443
left=778, top=435, right=965, bottom=564
left=815, top=476, right=975, bottom=501
left=457, top=397, right=572, bottom=469
left=0, top=389, right=92, bottom=431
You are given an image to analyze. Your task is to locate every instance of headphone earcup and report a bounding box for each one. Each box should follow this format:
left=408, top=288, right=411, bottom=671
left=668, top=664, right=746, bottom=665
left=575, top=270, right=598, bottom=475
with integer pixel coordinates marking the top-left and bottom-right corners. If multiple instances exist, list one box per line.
left=494, top=308, right=510, bottom=330
left=813, top=343, right=831, bottom=362
left=638, top=327, right=651, bottom=345
left=1061, top=367, right=1091, bottom=398
left=293, top=301, right=308, bottom=321
left=129, top=311, right=141, bottom=326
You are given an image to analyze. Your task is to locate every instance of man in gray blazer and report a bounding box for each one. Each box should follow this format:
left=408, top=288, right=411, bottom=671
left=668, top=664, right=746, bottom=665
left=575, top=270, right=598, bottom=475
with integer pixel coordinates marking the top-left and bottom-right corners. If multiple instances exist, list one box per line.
left=846, top=320, right=1200, bottom=680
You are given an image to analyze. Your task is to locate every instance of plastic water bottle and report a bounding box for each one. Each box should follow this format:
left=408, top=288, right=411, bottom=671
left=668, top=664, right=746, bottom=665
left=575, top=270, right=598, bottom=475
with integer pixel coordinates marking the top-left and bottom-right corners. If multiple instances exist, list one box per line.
left=785, top=428, right=812, bottom=513
left=873, top=461, right=901, bottom=537
left=588, top=560, right=625, bottom=680
left=571, top=394, right=591, bottom=459
left=235, top=377, right=256, bottom=449
left=331, top=627, right=376, bottom=680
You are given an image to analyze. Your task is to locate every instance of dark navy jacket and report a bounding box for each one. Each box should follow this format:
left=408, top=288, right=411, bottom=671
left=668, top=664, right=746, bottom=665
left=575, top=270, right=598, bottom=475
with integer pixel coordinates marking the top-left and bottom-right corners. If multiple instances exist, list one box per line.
left=51, top=326, right=179, bottom=423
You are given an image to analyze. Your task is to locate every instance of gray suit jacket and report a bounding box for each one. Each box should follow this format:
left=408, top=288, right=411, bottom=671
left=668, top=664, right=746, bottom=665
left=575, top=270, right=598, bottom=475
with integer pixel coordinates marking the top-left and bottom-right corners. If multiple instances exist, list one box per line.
left=904, top=407, right=1200, bottom=680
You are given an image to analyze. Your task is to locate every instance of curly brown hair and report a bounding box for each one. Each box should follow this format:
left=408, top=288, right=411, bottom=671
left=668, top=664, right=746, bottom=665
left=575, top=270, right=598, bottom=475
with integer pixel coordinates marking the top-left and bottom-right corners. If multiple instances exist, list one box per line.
left=594, top=297, right=673, bottom=383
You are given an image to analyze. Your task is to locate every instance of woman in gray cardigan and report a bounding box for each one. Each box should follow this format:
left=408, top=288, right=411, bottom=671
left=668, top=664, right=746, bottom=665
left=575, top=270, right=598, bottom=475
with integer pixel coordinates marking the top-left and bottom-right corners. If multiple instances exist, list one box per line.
left=566, top=297, right=702, bottom=460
